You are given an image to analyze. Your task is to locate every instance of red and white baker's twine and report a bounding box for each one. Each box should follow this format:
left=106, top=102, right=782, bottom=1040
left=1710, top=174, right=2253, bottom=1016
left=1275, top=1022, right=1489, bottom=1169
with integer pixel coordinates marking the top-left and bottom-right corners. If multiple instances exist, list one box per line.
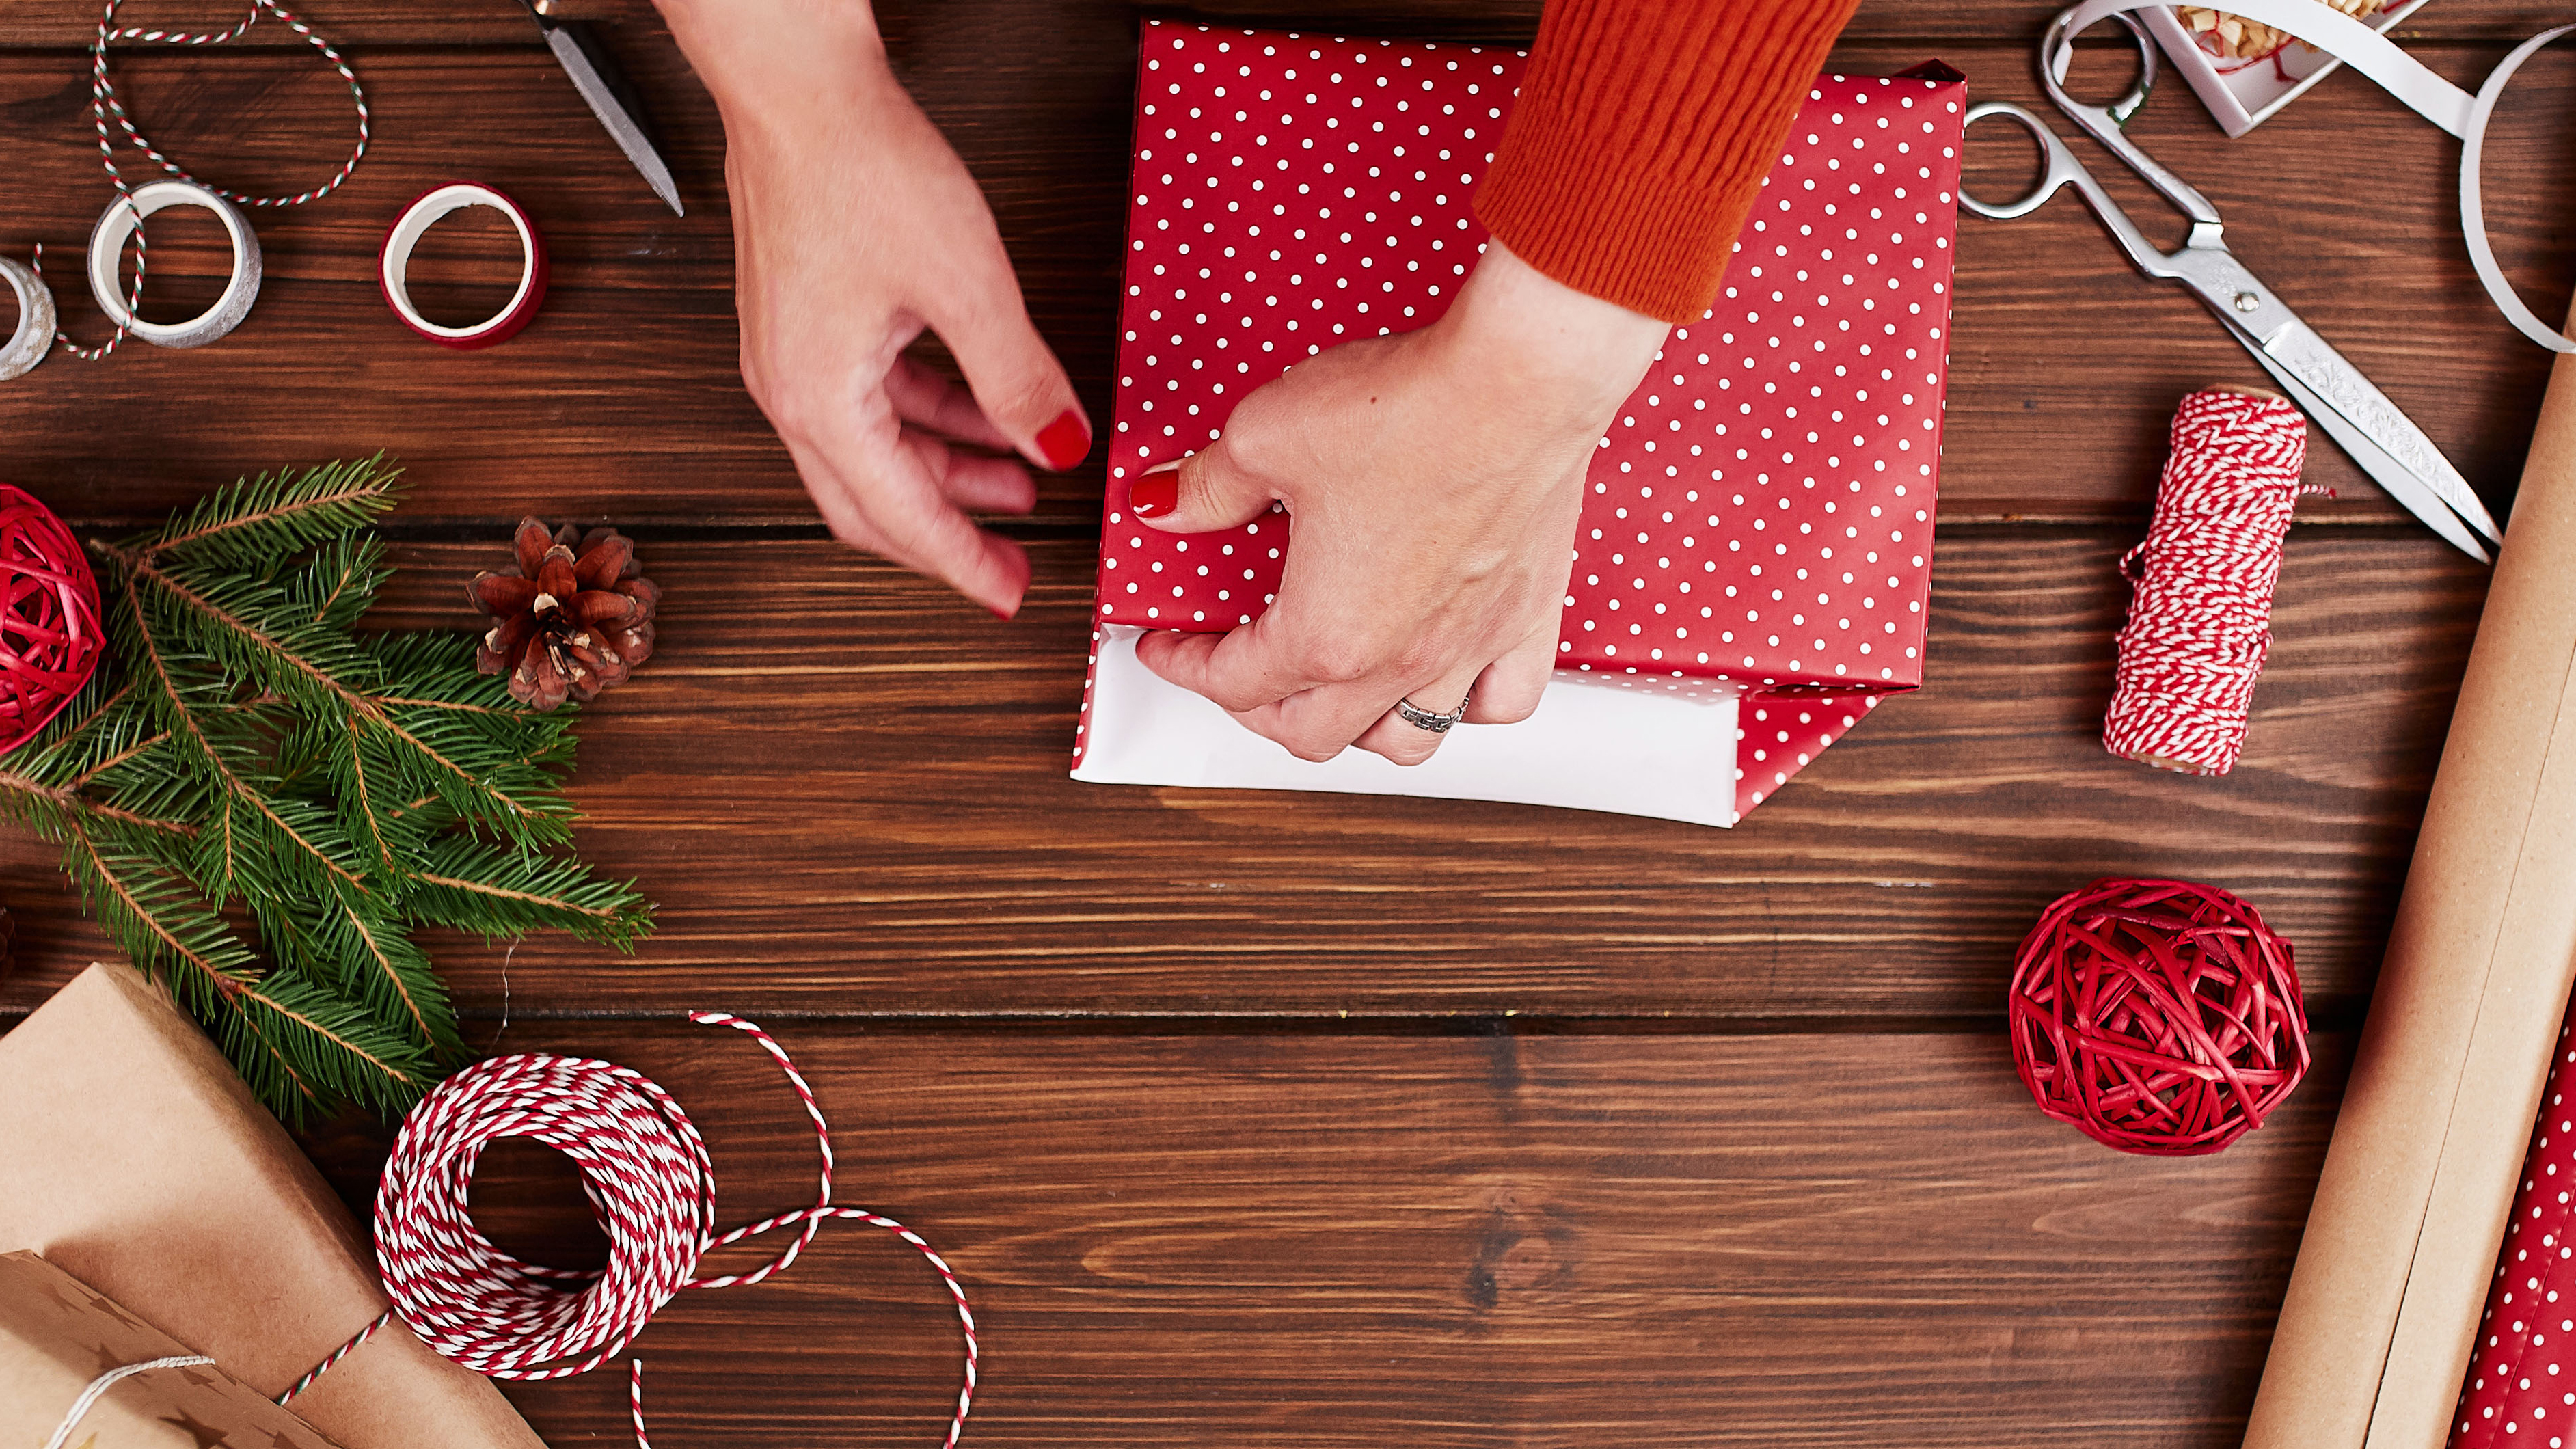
left=367, top=1013, right=977, bottom=1449
left=275, top=1309, right=392, bottom=1405
left=2102, top=388, right=2324, bottom=776
left=30, top=0, right=368, bottom=359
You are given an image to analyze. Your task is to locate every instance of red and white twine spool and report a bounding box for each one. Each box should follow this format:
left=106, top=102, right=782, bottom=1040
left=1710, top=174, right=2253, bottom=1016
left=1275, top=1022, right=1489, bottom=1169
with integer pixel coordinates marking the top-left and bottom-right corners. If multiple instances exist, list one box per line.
left=372, top=1013, right=977, bottom=1449
left=2102, top=388, right=2320, bottom=776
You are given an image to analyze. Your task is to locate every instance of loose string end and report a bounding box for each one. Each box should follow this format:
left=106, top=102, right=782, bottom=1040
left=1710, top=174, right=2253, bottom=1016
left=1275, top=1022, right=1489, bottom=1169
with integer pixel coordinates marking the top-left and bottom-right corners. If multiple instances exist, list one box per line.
left=630, top=1359, right=649, bottom=1449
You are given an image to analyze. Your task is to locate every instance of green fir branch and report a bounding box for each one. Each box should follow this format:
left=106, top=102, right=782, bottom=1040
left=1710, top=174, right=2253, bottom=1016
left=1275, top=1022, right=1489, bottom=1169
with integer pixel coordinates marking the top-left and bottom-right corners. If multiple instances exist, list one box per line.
left=124, top=544, right=566, bottom=845
left=3, top=458, right=655, bottom=1122
left=407, top=834, right=653, bottom=950
left=256, top=889, right=461, bottom=1061
left=213, top=964, right=434, bottom=1124
left=137, top=455, right=407, bottom=571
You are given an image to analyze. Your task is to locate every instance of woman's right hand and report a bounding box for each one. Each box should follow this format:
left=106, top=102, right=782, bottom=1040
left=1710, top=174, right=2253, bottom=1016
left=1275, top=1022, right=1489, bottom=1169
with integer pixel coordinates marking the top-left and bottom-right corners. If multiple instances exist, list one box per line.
left=1127, top=242, right=1666, bottom=767
left=655, top=0, right=1090, bottom=618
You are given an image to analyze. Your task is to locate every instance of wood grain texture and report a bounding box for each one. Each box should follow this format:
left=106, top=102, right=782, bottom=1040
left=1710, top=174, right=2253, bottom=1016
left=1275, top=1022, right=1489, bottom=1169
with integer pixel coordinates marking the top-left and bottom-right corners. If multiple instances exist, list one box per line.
left=0, top=4, right=2527, bottom=1441
left=0, top=528, right=2480, bottom=1021
left=280, top=1022, right=2350, bottom=1449
left=0, top=20, right=2568, bottom=525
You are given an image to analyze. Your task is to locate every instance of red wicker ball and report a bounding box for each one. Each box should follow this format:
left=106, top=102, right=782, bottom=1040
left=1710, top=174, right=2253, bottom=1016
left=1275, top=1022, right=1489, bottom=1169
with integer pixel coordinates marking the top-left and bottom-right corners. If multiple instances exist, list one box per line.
left=0, top=485, right=103, bottom=755
left=2007, top=877, right=2308, bottom=1156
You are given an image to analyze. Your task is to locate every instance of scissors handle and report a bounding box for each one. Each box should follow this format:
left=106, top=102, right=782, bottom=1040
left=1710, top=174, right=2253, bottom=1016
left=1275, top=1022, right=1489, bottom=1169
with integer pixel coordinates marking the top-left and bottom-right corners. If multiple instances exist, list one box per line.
left=1960, top=103, right=2183, bottom=281
left=2039, top=5, right=2223, bottom=231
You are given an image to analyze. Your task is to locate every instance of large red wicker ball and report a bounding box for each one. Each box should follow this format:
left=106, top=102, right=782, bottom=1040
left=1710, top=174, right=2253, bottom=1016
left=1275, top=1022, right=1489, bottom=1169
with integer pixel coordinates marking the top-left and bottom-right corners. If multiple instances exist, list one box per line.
left=2007, top=877, right=2308, bottom=1156
left=0, top=485, right=103, bottom=755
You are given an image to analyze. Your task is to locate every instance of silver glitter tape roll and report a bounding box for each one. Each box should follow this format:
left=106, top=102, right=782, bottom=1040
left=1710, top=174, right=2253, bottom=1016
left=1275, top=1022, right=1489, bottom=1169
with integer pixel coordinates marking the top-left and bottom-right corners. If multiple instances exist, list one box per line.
left=0, top=256, right=55, bottom=381
left=87, top=180, right=263, bottom=349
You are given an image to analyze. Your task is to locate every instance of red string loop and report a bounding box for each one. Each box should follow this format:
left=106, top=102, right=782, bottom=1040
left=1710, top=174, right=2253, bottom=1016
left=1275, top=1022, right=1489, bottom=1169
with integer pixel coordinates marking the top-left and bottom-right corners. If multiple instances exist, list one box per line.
left=36, top=0, right=370, bottom=360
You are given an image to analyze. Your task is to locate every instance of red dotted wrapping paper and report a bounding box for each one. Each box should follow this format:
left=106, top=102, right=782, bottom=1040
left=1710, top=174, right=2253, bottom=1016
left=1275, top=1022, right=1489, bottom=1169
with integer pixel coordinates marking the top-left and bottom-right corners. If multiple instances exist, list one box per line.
left=2454, top=1002, right=2576, bottom=1448
left=1078, top=22, right=1964, bottom=820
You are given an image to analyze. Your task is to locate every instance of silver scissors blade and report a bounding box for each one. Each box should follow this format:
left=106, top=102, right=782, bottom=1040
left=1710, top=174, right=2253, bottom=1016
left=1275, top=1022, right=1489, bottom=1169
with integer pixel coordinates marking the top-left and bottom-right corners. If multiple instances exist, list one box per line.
left=2245, top=347, right=2492, bottom=562
left=2252, top=319, right=2499, bottom=547
left=2129, top=204, right=2497, bottom=558
left=546, top=23, right=684, bottom=217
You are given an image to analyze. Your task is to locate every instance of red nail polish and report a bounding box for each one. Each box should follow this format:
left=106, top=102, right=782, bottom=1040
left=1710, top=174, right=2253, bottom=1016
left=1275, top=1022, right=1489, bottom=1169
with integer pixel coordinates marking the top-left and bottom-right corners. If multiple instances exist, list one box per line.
left=1035, top=409, right=1090, bottom=471
left=988, top=604, right=1017, bottom=622
left=1130, top=470, right=1178, bottom=518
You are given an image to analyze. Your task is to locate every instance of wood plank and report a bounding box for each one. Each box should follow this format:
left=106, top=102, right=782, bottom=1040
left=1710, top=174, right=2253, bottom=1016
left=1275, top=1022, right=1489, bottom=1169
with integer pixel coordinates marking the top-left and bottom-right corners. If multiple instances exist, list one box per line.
left=1, top=37, right=2568, bottom=526
left=1, top=0, right=2568, bottom=47
left=271, top=1022, right=2346, bottom=1448
left=0, top=528, right=2480, bottom=1020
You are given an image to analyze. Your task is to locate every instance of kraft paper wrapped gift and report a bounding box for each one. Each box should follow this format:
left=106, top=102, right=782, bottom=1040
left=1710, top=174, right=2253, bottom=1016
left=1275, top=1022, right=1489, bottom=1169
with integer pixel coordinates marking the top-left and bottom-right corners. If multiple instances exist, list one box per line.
left=0, top=964, right=543, bottom=1449
left=1070, top=23, right=1965, bottom=826
left=1, top=1250, right=342, bottom=1449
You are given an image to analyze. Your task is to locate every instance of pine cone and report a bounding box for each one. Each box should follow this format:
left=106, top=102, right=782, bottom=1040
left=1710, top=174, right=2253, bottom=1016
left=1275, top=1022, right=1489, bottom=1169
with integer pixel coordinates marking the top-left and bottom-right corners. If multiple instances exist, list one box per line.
left=467, top=519, right=660, bottom=711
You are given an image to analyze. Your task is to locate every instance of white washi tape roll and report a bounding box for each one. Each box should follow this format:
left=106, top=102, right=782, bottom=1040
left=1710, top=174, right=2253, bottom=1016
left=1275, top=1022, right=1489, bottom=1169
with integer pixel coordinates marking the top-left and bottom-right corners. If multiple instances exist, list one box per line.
left=85, top=180, right=262, bottom=350
left=0, top=256, right=55, bottom=381
left=378, top=182, right=547, bottom=350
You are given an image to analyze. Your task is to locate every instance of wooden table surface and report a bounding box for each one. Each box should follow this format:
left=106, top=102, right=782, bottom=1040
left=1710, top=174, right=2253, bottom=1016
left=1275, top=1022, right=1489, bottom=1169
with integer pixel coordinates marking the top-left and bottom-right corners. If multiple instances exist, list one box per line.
left=3, top=1, right=2573, bottom=1443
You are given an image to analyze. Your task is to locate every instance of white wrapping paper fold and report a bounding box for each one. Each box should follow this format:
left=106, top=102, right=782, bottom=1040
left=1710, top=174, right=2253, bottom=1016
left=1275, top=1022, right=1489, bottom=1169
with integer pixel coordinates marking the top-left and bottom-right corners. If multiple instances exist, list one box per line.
left=1073, top=627, right=1748, bottom=826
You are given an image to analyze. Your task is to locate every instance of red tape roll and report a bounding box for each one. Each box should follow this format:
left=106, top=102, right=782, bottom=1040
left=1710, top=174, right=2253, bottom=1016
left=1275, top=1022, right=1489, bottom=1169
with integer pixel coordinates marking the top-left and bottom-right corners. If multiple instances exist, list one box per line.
left=378, top=182, right=547, bottom=349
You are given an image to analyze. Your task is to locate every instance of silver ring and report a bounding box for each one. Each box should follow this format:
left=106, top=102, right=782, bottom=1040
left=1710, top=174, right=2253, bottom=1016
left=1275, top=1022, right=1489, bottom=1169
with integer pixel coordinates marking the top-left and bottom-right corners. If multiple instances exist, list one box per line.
left=1394, top=692, right=1469, bottom=733
left=87, top=180, right=263, bottom=349
left=0, top=256, right=55, bottom=381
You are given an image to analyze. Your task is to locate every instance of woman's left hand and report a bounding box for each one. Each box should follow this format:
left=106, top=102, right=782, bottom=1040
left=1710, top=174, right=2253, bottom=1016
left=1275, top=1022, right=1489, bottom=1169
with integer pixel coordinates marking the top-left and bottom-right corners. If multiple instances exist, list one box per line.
left=1128, top=241, right=1668, bottom=765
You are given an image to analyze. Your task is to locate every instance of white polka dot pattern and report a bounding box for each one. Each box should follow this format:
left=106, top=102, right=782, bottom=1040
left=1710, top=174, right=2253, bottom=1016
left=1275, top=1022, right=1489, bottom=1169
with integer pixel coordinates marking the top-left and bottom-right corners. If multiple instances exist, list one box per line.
left=2454, top=1006, right=2576, bottom=1449
left=1076, top=22, right=1965, bottom=820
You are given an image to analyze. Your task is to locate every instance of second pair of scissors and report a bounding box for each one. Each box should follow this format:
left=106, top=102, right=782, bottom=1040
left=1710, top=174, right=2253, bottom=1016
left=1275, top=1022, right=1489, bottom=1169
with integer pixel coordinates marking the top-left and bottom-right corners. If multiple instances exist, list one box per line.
left=1960, top=8, right=2500, bottom=562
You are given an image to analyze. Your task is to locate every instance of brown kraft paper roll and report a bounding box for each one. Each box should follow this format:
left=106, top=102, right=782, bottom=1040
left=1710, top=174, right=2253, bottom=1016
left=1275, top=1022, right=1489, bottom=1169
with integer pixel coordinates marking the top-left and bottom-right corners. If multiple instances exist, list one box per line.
left=2242, top=304, right=2576, bottom=1449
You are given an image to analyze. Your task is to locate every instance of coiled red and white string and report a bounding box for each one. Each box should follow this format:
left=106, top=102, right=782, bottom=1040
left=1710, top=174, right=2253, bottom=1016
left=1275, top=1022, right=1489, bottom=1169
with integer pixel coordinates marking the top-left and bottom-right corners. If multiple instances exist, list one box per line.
left=2103, top=387, right=2322, bottom=776
left=30, top=0, right=369, bottom=359
left=370, top=1012, right=977, bottom=1449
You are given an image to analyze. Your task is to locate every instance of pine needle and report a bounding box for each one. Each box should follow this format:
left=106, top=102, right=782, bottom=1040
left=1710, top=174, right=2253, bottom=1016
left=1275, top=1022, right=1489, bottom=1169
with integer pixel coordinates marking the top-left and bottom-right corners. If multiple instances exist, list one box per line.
left=11, top=459, right=656, bottom=1122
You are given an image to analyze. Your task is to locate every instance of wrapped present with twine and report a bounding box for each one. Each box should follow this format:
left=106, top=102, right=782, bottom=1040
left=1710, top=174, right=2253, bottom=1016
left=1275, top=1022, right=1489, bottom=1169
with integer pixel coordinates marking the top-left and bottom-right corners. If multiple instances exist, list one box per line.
left=0, top=965, right=543, bottom=1449
left=3, top=1251, right=341, bottom=1449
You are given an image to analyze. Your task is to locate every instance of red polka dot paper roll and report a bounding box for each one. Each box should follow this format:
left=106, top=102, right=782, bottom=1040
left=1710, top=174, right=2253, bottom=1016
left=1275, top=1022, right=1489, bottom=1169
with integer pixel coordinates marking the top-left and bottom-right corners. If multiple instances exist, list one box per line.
left=2454, top=1004, right=2576, bottom=1448
left=1076, top=23, right=1964, bottom=822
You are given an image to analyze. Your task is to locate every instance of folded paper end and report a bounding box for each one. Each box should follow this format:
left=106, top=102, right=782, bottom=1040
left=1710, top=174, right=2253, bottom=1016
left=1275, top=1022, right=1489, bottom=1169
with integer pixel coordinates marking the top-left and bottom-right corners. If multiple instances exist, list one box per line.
left=1072, top=625, right=1744, bottom=826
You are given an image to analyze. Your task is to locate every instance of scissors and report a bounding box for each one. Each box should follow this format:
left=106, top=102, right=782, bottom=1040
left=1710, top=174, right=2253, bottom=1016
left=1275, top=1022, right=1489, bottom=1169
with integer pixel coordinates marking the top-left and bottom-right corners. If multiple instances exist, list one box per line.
left=1960, top=8, right=2500, bottom=561
left=515, top=0, right=684, bottom=216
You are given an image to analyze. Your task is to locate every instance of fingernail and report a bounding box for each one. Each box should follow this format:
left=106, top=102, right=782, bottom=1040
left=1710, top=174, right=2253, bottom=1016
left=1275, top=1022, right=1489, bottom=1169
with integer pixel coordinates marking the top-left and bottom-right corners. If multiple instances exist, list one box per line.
left=988, top=603, right=1018, bottom=622
left=1130, top=469, right=1178, bottom=519
left=1036, top=409, right=1091, bottom=471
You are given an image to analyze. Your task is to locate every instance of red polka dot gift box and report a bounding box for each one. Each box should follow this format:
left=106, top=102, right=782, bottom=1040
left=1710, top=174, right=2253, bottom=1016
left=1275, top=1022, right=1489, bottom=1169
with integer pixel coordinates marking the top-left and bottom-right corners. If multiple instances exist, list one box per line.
left=1071, top=22, right=1964, bottom=826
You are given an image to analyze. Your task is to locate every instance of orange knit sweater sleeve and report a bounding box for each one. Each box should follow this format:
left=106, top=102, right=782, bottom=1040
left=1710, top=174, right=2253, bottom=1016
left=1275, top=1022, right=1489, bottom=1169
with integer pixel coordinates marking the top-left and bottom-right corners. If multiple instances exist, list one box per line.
left=1474, top=0, right=1863, bottom=323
